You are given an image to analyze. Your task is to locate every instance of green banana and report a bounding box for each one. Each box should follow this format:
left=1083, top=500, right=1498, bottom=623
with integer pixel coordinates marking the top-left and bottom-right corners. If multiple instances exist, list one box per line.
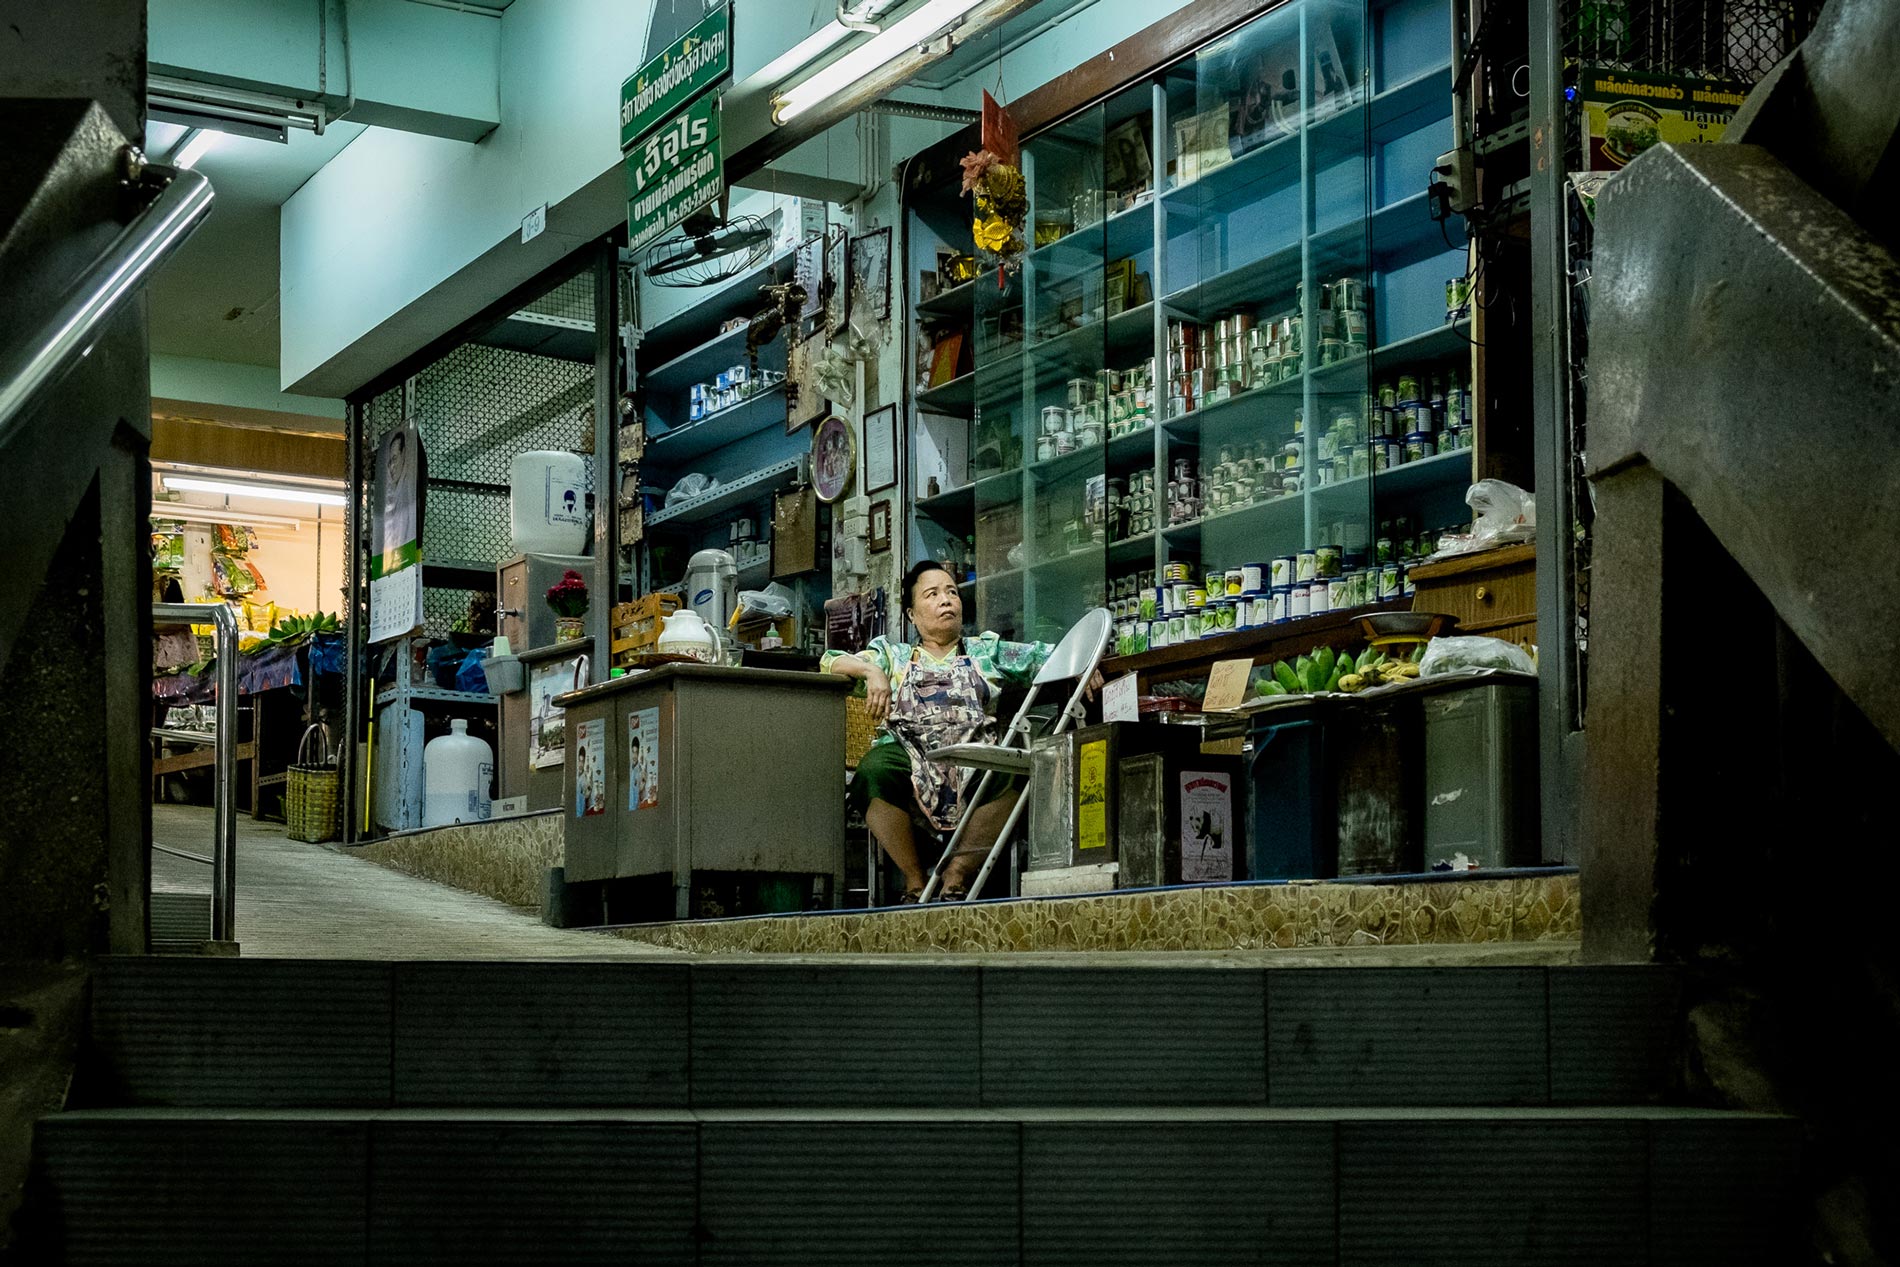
left=1273, top=660, right=1300, bottom=692
left=1337, top=650, right=1355, bottom=677
left=1259, top=681, right=1288, bottom=696
left=1298, top=655, right=1324, bottom=694
left=1324, top=665, right=1343, bottom=693
left=1314, top=646, right=1336, bottom=678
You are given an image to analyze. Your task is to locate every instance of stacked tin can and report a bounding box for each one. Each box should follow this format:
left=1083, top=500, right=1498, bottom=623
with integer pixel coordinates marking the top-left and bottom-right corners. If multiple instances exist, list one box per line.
left=1103, top=359, right=1158, bottom=439
left=1363, top=362, right=1472, bottom=467
left=687, top=362, right=781, bottom=422
left=1166, top=455, right=1201, bottom=526
left=1117, top=470, right=1159, bottom=538
left=1307, top=275, right=1370, bottom=368
left=1166, top=321, right=1201, bottom=418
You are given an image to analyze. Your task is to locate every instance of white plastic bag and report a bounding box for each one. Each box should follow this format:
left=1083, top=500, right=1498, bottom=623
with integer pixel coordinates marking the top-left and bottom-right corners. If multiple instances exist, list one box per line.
left=1418, top=635, right=1536, bottom=677
left=1469, top=479, right=1536, bottom=545
left=736, top=583, right=794, bottom=620
left=665, top=473, right=715, bottom=508
left=1429, top=479, right=1536, bottom=557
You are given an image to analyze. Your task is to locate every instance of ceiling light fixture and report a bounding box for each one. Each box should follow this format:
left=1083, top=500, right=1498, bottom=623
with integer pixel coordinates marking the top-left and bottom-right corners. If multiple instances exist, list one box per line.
left=171, top=128, right=221, bottom=170
left=772, top=0, right=987, bottom=124
left=162, top=475, right=347, bottom=507
left=148, top=75, right=323, bottom=144
left=151, top=505, right=304, bottom=529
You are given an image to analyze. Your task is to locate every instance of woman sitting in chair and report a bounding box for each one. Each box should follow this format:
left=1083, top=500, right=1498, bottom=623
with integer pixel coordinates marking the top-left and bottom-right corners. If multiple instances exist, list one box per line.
left=824, top=560, right=1094, bottom=904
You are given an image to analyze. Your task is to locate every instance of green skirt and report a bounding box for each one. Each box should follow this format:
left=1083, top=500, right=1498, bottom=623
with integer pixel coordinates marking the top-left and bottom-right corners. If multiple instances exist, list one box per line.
left=848, top=740, right=1021, bottom=823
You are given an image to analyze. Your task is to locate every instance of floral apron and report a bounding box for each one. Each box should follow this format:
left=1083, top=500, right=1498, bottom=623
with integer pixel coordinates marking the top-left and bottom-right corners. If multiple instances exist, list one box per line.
left=885, top=645, right=994, bottom=832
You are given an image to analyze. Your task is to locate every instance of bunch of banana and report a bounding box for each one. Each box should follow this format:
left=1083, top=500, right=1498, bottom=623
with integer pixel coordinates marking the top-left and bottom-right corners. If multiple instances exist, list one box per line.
left=1257, top=646, right=1354, bottom=696
left=1336, top=647, right=1420, bottom=693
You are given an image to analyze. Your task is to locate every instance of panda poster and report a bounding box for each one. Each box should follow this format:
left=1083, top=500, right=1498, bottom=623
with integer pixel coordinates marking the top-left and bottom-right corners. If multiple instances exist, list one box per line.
left=1179, top=771, right=1234, bottom=882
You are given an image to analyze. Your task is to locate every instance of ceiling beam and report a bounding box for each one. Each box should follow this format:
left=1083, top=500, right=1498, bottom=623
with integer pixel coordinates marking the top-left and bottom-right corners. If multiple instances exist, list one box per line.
left=148, top=0, right=500, bottom=144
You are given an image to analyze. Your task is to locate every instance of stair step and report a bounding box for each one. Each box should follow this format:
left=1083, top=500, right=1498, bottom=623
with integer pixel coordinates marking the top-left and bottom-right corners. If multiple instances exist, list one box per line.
left=89, top=958, right=1681, bottom=1110
left=30, top=1106, right=1801, bottom=1266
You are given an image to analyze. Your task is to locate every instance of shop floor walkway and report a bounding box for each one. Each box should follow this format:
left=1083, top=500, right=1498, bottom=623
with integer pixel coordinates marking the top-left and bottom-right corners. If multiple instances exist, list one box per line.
left=150, top=804, right=673, bottom=960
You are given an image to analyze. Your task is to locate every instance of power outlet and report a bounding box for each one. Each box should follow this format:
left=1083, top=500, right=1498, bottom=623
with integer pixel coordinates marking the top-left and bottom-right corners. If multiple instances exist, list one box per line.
left=1432, top=147, right=1478, bottom=216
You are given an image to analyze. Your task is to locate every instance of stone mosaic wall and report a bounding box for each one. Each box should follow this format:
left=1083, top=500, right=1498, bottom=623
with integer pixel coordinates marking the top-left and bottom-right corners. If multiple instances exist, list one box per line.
left=608, top=874, right=1580, bottom=955
left=355, top=813, right=562, bottom=911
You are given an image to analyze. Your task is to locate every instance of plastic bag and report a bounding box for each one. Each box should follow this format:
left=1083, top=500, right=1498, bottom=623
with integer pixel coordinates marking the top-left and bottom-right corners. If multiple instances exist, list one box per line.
left=1429, top=479, right=1536, bottom=557
left=1418, top=636, right=1536, bottom=677
left=455, top=647, right=492, bottom=694
left=665, top=473, right=716, bottom=507
left=736, top=585, right=793, bottom=619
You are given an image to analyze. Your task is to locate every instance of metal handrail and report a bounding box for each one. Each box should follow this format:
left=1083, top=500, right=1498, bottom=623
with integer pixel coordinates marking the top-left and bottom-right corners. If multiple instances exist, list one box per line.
left=152, top=842, right=213, bottom=867
left=154, top=603, right=238, bottom=943
left=0, top=158, right=214, bottom=447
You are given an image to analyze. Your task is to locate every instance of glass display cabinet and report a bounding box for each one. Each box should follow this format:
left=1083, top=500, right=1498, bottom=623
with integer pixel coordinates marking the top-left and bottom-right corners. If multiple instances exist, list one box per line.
left=906, top=0, right=1468, bottom=646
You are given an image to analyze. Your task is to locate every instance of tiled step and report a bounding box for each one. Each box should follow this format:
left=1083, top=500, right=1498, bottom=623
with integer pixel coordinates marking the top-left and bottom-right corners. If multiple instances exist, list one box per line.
left=29, top=1106, right=1800, bottom=1266
left=87, top=958, right=1680, bottom=1110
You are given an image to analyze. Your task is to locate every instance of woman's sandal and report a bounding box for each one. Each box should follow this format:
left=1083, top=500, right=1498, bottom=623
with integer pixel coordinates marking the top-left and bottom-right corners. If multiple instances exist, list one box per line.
left=938, top=883, right=969, bottom=903
left=899, top=886, right=925, bottom=904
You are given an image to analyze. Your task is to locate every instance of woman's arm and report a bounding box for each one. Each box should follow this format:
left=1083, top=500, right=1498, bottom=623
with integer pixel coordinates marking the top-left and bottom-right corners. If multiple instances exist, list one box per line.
left=822, top=641, right=894, bottom=723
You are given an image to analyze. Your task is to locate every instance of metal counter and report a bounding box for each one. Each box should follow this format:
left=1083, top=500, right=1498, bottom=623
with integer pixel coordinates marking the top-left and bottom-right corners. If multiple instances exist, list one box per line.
left=554, top=664, right=850, bottom=921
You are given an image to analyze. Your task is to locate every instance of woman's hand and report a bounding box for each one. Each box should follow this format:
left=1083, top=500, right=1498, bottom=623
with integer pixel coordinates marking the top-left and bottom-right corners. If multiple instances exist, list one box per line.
left=865, top=665, right=892, bottom=724
left=1084, top=669, right=1106, bottom=701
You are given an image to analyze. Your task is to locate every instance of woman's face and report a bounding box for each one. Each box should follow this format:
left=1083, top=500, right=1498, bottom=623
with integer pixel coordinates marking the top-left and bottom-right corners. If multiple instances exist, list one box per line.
left=908, top=569, right=962, bottom=642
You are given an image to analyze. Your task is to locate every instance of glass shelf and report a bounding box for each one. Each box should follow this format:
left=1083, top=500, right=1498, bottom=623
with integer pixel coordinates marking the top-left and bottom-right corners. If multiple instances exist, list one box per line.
left=902, top=0, right=1460, bottom=640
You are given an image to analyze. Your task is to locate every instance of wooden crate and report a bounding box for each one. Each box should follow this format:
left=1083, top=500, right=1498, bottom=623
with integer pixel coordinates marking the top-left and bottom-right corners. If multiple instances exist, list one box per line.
left=610, top=593, right=683, bottom=667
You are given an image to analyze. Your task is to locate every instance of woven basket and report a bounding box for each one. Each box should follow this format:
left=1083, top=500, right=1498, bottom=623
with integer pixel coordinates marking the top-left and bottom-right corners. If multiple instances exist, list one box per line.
left=844, top=696, right=881, bottom=770
left=285, top=724, right=340, bottom=843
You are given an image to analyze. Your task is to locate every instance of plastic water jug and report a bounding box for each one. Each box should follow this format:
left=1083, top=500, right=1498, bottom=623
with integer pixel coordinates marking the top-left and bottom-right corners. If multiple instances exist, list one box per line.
left=656, top=609, right=717, bottom=663
left=509, top=450, right=588, bottom=555
left=423, top=718, right=494, bottom=828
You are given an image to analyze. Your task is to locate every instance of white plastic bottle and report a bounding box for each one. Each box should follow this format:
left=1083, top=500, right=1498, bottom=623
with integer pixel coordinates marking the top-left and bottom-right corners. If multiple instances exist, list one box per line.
left=423, top=718, right=494, bottom=828
left=509, top=450, right=589, bottom=555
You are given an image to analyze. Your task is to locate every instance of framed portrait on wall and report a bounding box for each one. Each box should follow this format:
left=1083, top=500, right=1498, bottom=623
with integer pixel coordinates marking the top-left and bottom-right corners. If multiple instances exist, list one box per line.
left=812, top=415, right=855, bottom=503
left=868, top=500, right=892, bottom=553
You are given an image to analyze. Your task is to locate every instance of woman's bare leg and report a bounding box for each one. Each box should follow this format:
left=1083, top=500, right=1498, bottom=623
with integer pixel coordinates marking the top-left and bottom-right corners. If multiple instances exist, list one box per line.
left=865, top=797, right=927, bottom=894
left=943, top=791, right=1021, bottom=891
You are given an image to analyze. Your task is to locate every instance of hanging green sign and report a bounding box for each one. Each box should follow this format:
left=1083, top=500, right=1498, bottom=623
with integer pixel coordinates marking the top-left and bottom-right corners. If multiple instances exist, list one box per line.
left=625, top=91, right=723, bottom=254
left=620, top=5, right=732, bottom=152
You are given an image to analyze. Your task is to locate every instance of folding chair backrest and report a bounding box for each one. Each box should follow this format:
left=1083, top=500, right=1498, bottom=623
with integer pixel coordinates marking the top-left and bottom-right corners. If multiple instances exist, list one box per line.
left=1032, top=607, right=1112, bottom=686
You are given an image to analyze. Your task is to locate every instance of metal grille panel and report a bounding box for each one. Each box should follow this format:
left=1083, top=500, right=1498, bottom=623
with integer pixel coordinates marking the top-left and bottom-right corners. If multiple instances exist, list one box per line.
left=519, top=268, right=596, bottom=322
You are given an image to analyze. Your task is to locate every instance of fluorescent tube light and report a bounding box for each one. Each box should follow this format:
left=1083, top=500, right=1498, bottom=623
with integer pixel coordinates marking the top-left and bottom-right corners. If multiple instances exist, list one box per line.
left=162, top=475, right=347, bottom=507
left=151, top=505, right=303, bottom=529
left=172, top=128, right=220, bottom=170
left=773, top=0, right=987, bottom=123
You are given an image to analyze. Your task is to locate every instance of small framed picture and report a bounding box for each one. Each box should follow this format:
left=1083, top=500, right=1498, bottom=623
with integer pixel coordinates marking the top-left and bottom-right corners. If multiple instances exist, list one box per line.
left=850, top=226, right=891, bottom=321
left=862, top=403, right=898, bottom=495
left=868, top=500, right=892, bottom=553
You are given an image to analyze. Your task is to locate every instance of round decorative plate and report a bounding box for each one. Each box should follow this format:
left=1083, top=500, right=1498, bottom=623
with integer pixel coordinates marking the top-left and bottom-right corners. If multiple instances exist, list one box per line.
left=812, top=414, right=854, bottom=503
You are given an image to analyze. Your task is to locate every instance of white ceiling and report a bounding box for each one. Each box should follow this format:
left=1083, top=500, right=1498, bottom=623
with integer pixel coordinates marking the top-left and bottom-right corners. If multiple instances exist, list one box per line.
left=147, top=119, right=368, bottom=373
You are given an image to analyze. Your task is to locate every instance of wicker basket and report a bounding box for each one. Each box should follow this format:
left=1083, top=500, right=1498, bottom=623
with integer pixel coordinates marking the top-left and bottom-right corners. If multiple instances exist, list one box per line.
left=285, top=724, right=340, bottom=843
left=844, top=696, right=881, bottom=770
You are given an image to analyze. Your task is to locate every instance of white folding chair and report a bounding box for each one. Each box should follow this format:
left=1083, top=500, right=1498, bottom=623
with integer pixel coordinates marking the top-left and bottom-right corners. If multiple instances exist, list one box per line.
left=917, top=607, right=1113, bottom=903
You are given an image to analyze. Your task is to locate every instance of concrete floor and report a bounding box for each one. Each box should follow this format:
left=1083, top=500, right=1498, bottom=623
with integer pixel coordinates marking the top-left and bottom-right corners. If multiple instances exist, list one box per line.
left=151, top=804, right=675, bottom=960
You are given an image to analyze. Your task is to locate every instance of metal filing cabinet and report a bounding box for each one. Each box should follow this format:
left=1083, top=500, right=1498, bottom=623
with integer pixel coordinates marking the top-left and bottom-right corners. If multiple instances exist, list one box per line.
left=497, top=552, right=593, bottom=654
left=1420, top=678, right=1540, bottom=868
left=556, top=664, right=850, bottom=920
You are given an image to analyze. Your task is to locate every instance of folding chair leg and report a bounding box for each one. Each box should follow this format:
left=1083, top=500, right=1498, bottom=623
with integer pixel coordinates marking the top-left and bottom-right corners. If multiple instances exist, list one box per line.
left=918, top=768, right=991, bottom=903
left=961, top=792, right=1032, bottom=900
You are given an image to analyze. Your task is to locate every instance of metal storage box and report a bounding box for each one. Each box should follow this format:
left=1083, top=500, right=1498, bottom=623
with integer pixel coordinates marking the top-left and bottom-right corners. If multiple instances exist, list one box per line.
left=497, top=552, right=593, bottom=654
left=1117, top=748, right=1242, bottom=889
left=1421, top=679, right=1540, bottom=868
left=556, top=664, right=849, bottom=921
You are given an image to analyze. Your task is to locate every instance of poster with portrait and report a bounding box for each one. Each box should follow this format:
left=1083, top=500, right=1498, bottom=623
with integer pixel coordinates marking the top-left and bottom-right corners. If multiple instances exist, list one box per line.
left=628, top=706, right=660, bottom=810
left=573, top=716, right=607, bottom=818
left=368, top=421, right=425, bottom=644
left=529, top=653, right=587, bottom=770
left=849, top=226, right=891, bottom=322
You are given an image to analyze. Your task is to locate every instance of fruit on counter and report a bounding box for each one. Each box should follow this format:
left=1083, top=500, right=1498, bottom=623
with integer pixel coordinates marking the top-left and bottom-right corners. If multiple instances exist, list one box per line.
left=1257, top=648, right=1357, bottom=696
left=1336, top=647, right=1422, bottom=692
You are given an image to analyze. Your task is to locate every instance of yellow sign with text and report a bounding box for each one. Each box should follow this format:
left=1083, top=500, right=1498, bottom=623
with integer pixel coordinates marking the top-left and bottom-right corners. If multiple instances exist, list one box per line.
left=1077, top=739, right=1108, bottom=852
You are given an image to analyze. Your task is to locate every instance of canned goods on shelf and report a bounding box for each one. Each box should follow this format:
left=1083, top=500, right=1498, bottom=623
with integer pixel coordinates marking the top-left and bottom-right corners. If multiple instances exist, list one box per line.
left=1404, top=431, right=1432, bottom=463
left=1379, top=565, right=1402, bottom=600
left=1315, top=545, right=1342, bottom=578
left=1307, top=581, right=1331, bottom=614
left=1289, top=586, right=1311, bottom=619
left=1185, top=587, right=1208, bottom=609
